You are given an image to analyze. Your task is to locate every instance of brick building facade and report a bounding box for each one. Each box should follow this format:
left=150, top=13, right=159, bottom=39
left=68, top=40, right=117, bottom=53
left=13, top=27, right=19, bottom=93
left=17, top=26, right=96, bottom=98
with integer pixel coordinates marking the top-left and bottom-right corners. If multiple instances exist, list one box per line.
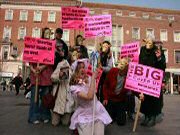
left=0, top=0, right=180, bottom=92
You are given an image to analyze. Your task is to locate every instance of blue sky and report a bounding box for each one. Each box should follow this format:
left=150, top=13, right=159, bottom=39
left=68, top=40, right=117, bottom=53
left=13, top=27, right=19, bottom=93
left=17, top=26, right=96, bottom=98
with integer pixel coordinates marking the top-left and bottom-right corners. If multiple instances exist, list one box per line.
left=84, top=0, right=180, bottom=10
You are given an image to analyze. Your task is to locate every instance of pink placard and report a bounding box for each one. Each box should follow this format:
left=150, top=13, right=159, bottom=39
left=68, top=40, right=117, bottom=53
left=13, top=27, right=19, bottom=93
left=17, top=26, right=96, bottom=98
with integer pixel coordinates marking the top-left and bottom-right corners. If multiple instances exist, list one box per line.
left=62, top=7, right=89, bottom=29
left=125, top=62, right=164, bottom=98
left=84, top=15, right=112, bottom=38
left=120, top=42, right=140, bottom=63
left=23, top=37, right=55, bottom=65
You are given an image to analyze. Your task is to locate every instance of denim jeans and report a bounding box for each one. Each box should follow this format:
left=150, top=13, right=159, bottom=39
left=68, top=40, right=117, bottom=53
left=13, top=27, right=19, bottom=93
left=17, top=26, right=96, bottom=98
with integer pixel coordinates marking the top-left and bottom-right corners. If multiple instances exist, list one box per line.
left=28, top=85, right=51, bottom=123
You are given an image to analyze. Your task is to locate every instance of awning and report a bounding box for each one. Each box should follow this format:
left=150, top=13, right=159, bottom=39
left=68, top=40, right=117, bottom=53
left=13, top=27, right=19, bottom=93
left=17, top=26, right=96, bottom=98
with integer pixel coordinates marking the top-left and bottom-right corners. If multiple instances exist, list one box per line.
left=166, top=68, right=180, bottom=75
left=0, top=72, right=14, bottom=77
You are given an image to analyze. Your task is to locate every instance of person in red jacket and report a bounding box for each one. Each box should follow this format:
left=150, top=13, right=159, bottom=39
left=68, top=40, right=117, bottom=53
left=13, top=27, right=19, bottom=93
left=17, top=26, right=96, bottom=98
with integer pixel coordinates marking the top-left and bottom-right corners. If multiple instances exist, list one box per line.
left=103, top=58, right=129, bottom=126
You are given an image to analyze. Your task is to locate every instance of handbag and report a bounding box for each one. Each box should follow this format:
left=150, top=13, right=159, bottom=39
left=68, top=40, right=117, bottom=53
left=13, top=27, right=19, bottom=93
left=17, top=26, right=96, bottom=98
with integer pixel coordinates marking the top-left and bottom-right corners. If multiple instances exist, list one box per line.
left=42, top=84, right=60, bottom=109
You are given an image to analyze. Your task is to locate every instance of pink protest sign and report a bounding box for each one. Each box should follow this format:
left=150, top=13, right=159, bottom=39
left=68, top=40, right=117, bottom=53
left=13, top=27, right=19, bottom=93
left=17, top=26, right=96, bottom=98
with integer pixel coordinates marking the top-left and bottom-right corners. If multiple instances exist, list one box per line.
left=62, top=7, right=89, bottom=29
left=120, top=42, right=140, bottom=63
left=125, top=62, right=164, bottom=98
left=23, top=37, right=55, bottom=65
left=84, top=15, right=112, bottom=38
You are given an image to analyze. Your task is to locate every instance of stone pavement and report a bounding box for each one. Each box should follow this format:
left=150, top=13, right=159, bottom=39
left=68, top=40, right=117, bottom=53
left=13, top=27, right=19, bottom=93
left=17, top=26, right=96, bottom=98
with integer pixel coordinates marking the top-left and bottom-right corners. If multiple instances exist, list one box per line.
left=0, top=90, right=180, bottom=135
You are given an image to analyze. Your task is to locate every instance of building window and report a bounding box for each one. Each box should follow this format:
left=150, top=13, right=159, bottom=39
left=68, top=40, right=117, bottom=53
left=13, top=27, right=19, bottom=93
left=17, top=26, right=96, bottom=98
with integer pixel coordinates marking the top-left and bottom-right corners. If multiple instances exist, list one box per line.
left=2, top=45, right=10, bottom=61
left=163, top=49, right=168, bottom=63
left=11, top=46, right=18, bottom=58
left=32, top=27, right=41, bottom=38
left=62, top=30, right=69, bottom=42
left=90, top=10, right=95, bottom=15
left=175, top=50, right=180, bottom=63
left=142, top=13, right=149, bottom=19
left=116, top=10, right=122, bottom=16
left=129, top=12, right=136, bottom=17
left=160, top=29, right=168, bottom=41
left=5, top=9, right=13, bottom=20
left=132, top=27, right=140, bottom=39
left=3, top=26, right=12, bottom=41
left=18, top=27, right=26, bottom=40
left=48, top=11, right=56, bottom=22
left=155, top=14, right=162, bottom=20
left=33, top=11, right=42, bottom=22
left=174, top=31, right=180, bottom=42
left=19, top=10, right=28, bottom=21
left=111, top=25, right=117, bottom=45
left=102, top=10, right=109, bottom=15
left=168, top=15, right=175, bottom=21
left=50, top=29, right=55, bottom=39
left=105, top=25, right=123, bottom=46
left=146, top=28, right=155, bottom=39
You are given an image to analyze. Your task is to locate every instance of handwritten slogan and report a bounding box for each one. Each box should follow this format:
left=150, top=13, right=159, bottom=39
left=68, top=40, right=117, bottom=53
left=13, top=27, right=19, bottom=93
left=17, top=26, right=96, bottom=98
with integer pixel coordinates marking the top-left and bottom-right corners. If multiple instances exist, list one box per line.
left=125, top=62, right=164, bottom=98
left=23, top=37, right=55, bottom=65
left=120, top=42, right=140, bottom=63
left=62, top=7, right=89, bottom=29
left=84, top=15, right=112, bottom=38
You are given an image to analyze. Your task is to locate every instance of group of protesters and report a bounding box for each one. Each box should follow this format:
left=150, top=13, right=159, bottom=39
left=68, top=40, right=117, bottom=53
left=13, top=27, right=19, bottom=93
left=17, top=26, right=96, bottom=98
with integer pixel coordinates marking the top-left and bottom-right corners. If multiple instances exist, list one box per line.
left=26, top=26, right=166, bottom=135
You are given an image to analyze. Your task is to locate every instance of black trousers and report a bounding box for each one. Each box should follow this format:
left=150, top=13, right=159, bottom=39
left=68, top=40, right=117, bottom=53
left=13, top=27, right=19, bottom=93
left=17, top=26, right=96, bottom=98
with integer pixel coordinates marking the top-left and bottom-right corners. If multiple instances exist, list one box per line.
left=126, top=94, right=135, bottom=115
left=106, top=100, right=126, bottom=125
left=15, top=86, right=20, bottom=95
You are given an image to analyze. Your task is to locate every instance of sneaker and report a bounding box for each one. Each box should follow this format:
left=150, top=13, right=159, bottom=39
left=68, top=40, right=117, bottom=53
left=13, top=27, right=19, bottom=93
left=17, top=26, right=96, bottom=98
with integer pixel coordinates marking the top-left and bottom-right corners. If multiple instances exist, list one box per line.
left=33, top=120, right=40, bottom=124
left=43, top=119, right=49, bottom=123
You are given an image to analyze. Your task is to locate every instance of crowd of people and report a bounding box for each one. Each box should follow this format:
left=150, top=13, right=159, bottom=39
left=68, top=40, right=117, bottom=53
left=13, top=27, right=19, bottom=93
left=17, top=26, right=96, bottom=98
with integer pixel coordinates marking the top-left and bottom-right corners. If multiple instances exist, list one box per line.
left=17, top=27, right=166, bottom=135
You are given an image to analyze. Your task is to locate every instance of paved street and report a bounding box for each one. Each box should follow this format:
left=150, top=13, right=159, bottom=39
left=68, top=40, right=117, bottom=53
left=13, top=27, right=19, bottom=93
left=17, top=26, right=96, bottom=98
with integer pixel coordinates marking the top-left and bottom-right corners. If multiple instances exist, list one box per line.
left=0, top=90, right=180, bottom=135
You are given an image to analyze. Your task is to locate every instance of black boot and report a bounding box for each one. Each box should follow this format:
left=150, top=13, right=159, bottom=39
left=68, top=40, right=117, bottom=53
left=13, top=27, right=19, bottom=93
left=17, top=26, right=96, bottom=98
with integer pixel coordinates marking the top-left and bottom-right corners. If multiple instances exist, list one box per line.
left=140, top=116, right=149, bottom=126
left=147, top=116, right=156, bottom=127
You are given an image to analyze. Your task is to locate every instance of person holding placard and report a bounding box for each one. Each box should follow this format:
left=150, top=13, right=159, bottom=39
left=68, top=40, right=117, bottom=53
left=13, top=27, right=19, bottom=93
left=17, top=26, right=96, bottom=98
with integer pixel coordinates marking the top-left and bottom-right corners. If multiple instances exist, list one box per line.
left=28, top=28, right=53, bottom=124
left=97, top=41, right=113, bottom=103
left=103, top=58, right=130, bottom=126
left=139, top=36, right=166, bottom=127
left=68, top=35, right=89, bottom=65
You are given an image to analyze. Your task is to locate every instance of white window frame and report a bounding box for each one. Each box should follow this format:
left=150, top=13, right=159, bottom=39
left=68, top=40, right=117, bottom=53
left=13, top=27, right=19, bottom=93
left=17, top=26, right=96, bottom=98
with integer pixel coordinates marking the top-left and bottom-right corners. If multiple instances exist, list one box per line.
left=1, top=45, right=10, bottom=61
left=173, top=31, right=180, bottom=42
left=155, top=14, right=162, bottom=20
left=129, top=11, right=136, bottom=17
left=3, top=26, right=12, bottom=41
left=174, top=50, right=180, bottom=64
left=116, top=10, right=122, bottom=16
left=102, top=10, right=109, bottom=15
left=62, top=30, right=69, bottom=42
left=146, top=28, right=155, bottom=39
left=33, top=10, right=42, bottom=22
left=90, top=9, right=95, bottom=15
left=32, top=27, right=41, bottom=38
left=168, top=15, right=175, bottom=21
left=160, top=29, right=168, bottom=42
left=5, top=9, right=13, bottom=20
left=19, top=10, right=28, bottom=21
left=132, top=27, right=140, bottom=40
left=142, top=13, right=149, bottom=19
left=18, top=27, right=26, bottom=40
left=48, top=11, right=56, bottom=22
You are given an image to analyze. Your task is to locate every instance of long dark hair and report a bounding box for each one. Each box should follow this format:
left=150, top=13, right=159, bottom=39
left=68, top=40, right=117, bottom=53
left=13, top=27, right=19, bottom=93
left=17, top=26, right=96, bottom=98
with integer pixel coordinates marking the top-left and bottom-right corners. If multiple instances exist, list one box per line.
left=100, top=41, right=111, bottom=66
left=41, top=27, right=51, bottom=39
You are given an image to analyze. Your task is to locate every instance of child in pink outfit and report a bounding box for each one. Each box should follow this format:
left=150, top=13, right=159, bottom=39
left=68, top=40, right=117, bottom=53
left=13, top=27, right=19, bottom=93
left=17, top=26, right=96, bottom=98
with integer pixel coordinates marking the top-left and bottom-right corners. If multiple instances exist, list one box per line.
left=69, top=59, right=112, bottom=135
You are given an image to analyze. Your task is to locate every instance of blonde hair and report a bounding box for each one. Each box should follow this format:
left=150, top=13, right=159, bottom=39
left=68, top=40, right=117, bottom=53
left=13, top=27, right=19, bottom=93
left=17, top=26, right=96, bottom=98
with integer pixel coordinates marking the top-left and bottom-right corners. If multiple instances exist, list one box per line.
left=70, top=62, right=89, bottom=85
